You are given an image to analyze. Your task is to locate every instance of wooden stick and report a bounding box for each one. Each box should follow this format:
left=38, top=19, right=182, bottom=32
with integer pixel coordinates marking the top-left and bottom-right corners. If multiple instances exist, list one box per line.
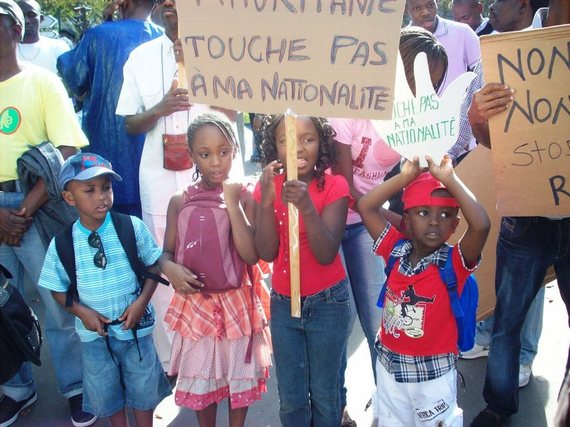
left=177, top=66, right=187, bottom=90
left=174, top=36, right=189, bottom=135
left=176, top=60, right=187, bottom=90
left=175, top=21, right=187, bottom=91
left=285, top=110, right=301, bottom=318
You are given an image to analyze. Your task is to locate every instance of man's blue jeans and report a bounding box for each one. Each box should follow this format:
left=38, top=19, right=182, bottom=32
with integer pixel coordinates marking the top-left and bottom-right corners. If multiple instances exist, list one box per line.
left=0, top=191, right=83, bottom=401
left=270, top=279, right=351, bottom=427
left=475, top=287, right=545, bottom=366
left=484, top=216, right=570, bottom=418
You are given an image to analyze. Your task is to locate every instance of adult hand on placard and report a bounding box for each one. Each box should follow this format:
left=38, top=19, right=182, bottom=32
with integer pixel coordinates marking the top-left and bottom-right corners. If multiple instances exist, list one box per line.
left=372, top=52, right=475, bottom=167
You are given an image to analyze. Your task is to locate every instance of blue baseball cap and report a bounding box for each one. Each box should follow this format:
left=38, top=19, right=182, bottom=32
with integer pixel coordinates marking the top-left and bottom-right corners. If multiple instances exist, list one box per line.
left=60, top=153, right=122, bottom=189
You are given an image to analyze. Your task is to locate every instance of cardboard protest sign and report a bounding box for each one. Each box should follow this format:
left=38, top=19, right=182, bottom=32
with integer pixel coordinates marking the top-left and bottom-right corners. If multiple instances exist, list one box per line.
left=481, top=25, right=570, bottom=216
left=452, top=145, right=558, bottom=319
left=450, top=145, right=498, bottom=319
left=371, top=52, right=475, bottom=167
left=176, top=1, right=405, bottom=119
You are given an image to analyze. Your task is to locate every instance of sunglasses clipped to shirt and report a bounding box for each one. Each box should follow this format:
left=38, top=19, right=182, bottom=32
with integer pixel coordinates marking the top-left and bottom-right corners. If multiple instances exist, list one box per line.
left=88, top=231, right=107, bottom=269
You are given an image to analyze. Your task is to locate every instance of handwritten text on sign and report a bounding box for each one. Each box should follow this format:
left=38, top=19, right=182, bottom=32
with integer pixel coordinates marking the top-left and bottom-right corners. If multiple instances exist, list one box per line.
left=372, top=52, right=474, bottom=166
left=481, top=25, right=570, bottom=216
left=177, top=1, right=405, bottom=119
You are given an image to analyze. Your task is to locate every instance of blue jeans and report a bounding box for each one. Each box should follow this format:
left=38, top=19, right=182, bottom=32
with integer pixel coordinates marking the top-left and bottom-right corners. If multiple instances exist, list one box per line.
left=82, top=335, right=171, bottom=417
left=271, top=279, right=351, bottom=427
left=484, top=216, right=570, bottom=418
left=0, top=191, right=83, bottom=401
left=475, top=287, right=545, bottom=365
left=339, top=223, right=385, bottom=403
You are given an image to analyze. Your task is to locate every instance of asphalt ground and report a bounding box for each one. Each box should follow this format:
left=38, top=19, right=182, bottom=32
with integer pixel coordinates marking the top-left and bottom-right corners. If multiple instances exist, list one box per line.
left=8, top=279, right=568, bottom=427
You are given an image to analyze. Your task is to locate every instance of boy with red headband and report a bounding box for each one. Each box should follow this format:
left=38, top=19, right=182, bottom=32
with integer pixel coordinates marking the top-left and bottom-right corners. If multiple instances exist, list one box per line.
left=358, top=155, right=490, bottom=427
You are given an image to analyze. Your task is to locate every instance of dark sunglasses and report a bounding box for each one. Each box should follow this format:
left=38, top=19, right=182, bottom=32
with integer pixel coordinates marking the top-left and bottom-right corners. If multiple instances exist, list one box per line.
left=88, top=231, right=107, bottom=269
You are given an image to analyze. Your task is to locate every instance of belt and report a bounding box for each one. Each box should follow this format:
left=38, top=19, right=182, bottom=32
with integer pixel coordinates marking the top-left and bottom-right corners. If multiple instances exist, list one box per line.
left=0, top=180, right=17, bottom=192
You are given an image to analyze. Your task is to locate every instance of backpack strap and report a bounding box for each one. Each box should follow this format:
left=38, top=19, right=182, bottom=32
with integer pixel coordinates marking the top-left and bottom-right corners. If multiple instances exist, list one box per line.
left=54, top=222, right=78, bottom=307
left=109, top=211, right=168, bottom=287
left=110, top=211, right=141, bottom=281
left=438, top=249, right=465, bottom=321
left=55, top=214, right=168, bottom=308
left=377, top=238, right=407, bottom=308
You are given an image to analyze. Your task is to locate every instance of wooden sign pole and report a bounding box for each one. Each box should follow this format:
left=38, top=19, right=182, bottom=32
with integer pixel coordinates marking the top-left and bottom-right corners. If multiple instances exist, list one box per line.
left=285, top=110, right=301, bottom=318
left=175, top=16, right=186, bottom=90
left=176, top=43, right=187, bottom=93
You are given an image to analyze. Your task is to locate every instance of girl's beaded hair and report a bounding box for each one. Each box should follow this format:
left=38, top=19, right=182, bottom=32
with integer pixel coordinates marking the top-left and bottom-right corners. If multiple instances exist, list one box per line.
left=258, top=114, right=336, bottom=190
left=399, top=26, right=448, bottom=95
left=187, top=111, right=240, bottom=181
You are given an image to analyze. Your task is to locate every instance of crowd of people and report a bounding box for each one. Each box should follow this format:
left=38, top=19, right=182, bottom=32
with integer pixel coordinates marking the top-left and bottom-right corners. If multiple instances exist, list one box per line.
left=1, top=0, right=569, bottom=426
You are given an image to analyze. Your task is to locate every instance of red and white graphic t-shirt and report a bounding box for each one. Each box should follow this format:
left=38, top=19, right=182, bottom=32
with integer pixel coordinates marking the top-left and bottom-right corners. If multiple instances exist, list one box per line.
left=375, top=226, right=474, bottom=356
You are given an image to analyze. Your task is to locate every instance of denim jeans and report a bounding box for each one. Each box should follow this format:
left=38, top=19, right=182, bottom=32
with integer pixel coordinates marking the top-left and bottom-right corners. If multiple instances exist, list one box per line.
left=484, top=216, right=570, bottom=418
left=82, top=335, right=171, bottom=417
left=342, top=223, right=385, bottom=359
left=338, top=223, right=385, bottom=406
left=0, top=191, right=83, bottom=401
left=271, top=279, right=351, bottom=427
left=475, top=287, right=545, bottom=365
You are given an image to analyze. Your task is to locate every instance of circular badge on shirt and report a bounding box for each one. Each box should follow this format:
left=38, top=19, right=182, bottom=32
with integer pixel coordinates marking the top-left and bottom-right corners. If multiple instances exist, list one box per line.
left=0, top=107, right=21, bottom=135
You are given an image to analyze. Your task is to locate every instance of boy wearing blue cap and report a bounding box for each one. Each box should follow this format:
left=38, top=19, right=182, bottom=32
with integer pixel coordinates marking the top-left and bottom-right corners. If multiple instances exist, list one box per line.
left=358, top=155, right=490, bottom=427
left=38, top=153, right=171, bottom=427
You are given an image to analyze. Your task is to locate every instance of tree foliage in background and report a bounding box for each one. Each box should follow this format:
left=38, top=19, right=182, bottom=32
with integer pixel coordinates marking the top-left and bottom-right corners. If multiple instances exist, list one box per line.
left=42, top=0, right=499, bottom=37
left=41, top=0, right=107, bottom=35
left=42, top=0, right=106, bottom=20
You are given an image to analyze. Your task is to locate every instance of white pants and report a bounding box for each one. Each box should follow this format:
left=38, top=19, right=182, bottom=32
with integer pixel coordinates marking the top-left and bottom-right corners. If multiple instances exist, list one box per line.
left=376, top=359, right=463, bottom=427
left=143, top=211, right=174, bottom=372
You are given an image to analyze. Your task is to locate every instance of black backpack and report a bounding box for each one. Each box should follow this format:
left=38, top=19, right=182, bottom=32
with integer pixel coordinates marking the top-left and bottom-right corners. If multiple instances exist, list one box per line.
left=0, top=264, right=43, bottom=384
left=54, top=211, right=168, bottom=307
left=54, top=212, right=169, bottom=367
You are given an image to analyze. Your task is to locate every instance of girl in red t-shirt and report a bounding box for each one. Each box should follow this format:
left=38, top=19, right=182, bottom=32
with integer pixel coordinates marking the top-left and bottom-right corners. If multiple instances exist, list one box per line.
left=254, top=114, right=350, bottom=427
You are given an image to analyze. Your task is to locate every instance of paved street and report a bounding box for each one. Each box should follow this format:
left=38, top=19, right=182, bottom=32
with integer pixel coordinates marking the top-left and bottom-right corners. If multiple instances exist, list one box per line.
left=8, top=279, right=569, bottom=427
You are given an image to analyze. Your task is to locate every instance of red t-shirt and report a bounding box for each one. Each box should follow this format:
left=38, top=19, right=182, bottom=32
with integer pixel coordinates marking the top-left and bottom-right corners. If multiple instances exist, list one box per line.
left=375, top=226, right=474, bottom=356
left=253, top=173, right=349, bottom=296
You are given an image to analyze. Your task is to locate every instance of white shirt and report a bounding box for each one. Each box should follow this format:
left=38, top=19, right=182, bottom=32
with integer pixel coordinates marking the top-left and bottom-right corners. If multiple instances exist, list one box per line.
left=116, top=35, right=244, bottom=216
left=17, top=36, right=70, bottom=75
left=474, top=17, right=493, bottom=36
left=432, top=17, right=481, bottom=92
left=532, top=8, right=548, bottom=29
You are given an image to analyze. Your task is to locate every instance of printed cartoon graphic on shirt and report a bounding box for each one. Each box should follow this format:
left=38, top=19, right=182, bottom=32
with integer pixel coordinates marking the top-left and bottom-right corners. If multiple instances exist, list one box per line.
left=383, top=283, right=435, bottom=339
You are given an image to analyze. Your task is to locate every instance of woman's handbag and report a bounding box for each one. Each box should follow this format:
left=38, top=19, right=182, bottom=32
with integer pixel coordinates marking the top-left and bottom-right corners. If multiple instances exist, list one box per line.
left=163, top=133, right=192, bottom=171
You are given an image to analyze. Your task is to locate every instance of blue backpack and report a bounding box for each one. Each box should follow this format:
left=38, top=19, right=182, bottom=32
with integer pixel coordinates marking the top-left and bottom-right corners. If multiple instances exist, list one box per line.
left=378, top=240, right=478, bottom=352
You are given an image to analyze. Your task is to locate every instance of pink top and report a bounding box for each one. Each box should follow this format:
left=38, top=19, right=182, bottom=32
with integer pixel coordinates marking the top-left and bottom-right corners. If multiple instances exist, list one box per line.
left=329, top=118, right=401, bottom=225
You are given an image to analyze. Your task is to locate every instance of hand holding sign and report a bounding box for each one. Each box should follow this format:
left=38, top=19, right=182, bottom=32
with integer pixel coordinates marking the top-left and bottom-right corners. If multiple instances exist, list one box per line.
left=372, top=52, right=475, bottom=167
